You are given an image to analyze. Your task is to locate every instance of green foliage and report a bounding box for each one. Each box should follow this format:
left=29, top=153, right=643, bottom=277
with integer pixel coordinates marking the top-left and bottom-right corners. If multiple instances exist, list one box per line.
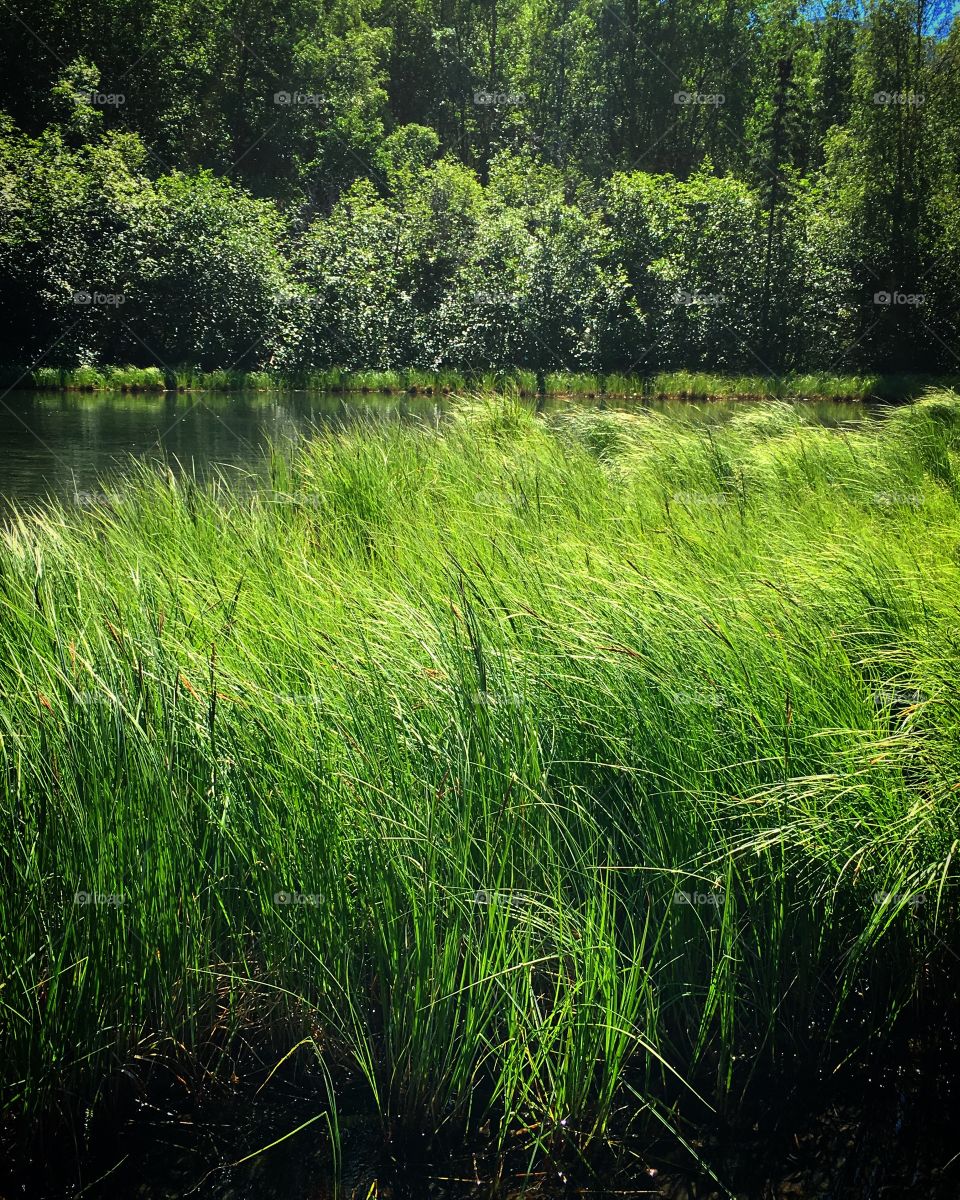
left=132, top=171, right=289, bottom=369
left=2, top=395, right=960, bottom=1166
left=1, top=0, right=959, bottom=372
left=0, top=119, right=289, bottom=370
left=48, top=58, right=105, bottom=143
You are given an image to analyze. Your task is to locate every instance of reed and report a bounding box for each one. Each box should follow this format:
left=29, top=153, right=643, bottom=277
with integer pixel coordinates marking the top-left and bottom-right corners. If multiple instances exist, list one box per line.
left=5, top=364, right=957, bottom=400
left=1, top=392, right=959, bottom=1178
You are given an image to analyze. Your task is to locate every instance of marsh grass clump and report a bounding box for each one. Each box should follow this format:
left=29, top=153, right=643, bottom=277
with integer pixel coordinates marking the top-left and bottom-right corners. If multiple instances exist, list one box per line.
left=549, top=407, right=657, bottom=461
left=726, top=399, right=809, bottom=437
left=1, top=394, right=959, bottom=1180
left=7, top=367, right=957, bottom=402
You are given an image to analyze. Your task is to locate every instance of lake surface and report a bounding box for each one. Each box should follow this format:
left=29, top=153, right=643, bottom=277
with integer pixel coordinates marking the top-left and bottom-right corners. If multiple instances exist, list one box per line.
left=0, top=390, right=875, bottom=510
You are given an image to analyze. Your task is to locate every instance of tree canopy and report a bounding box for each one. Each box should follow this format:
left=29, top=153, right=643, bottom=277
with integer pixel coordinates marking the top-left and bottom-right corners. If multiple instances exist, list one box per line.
left=1, top=0, right=958, bottom=373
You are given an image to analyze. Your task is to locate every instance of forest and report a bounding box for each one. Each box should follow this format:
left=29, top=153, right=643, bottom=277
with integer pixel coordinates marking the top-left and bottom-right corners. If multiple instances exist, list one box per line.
left=1, top=0, right=959, bottom=377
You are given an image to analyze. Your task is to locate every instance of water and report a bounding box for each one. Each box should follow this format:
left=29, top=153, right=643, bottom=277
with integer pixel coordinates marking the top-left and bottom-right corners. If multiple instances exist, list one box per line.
left=0, top=390, right=874, bottom=510
left=0, top=390, right=445, bottom=510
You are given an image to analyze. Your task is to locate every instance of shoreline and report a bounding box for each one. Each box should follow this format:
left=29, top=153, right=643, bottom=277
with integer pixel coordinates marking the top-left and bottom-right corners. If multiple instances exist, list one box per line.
left=4, top=368, right=957, bottom=404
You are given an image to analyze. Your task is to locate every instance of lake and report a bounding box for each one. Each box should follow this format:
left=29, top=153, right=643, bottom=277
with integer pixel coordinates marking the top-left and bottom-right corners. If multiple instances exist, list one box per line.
left=0, top=390, right=875, bottom=509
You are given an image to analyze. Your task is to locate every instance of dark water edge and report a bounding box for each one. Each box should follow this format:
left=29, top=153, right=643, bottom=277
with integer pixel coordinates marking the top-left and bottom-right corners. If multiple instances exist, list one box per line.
left=0, top=390, right=875, bottom=512
left=5, top=1005, right=959, bottom=1200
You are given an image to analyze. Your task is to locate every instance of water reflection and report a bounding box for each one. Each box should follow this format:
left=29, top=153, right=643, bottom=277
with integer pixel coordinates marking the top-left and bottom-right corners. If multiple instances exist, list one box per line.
left=0, top=390, right=875, bottom=510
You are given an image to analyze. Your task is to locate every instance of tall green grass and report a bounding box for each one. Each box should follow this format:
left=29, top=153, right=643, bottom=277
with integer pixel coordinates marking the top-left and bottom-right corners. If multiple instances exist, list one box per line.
left=1, top=393, right=959, bottom=1177
left=4, top=363, right=958, bottom=400
left=648, top=369, right=960, bottom=401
